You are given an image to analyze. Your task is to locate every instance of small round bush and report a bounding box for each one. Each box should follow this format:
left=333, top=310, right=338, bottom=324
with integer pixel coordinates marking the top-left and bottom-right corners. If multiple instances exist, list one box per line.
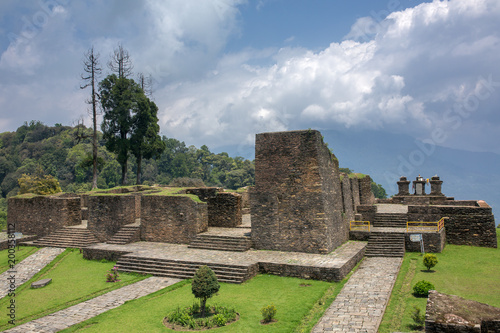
left=413, top=280, right=435, bottom=297
left=423, top=253, right=438, bottom=271
left=261, top=304, right=277, bottom=323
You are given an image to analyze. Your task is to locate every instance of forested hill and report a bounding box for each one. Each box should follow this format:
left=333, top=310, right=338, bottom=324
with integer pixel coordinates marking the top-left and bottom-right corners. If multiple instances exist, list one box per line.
left=0, top=121, right=256, bottom=198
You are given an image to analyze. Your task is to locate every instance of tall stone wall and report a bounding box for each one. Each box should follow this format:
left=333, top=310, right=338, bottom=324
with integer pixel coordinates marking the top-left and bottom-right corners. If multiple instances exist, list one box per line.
left=251, top=130, right=346, bottom=254
left=340, top=175, right=355, bottom=224
left=141, top=195, right=207, bottom=244
left=88, top=195, right=137, bottom=242
left=350, top=177, right=361, bottom=210
left=358, top=175, right=376, bottom=205
left=208, top=192, right=242, bottom=227
left=7, top=195, right=81, bottom=237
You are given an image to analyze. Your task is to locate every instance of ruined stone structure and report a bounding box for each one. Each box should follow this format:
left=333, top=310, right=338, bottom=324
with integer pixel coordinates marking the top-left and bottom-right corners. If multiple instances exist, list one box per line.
left=357, top=175, right=497, bottom=249
left=426, top=290, right=500, bottom=332
left=87, top=195, right=137, bottom=242
left=251, top=130, right=346, bottom=254
left=140, top=195, right=208, bottom=244
left=208, top=192, right=242, bottom=227
left=7, top=194, right=81, bottom=237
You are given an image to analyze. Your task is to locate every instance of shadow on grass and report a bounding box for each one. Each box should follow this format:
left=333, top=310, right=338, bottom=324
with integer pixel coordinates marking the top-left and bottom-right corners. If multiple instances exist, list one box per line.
left=420, top=269, right=436, bottom=273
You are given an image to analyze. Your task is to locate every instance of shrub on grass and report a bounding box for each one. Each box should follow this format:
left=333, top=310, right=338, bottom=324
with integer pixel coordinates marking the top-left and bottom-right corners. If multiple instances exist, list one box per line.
left=192, top=265, right=220, bottom=317
left=423, top=253, right=438, bottom=271
left=261, top=304, right=277, bottom=323
left=106, top=267, right=120, bottom=282
left=413, top=280, right=434, bottom=297
left=411, top=306, right=426, bottom=328
left=165, top=304, right=237, bottom=329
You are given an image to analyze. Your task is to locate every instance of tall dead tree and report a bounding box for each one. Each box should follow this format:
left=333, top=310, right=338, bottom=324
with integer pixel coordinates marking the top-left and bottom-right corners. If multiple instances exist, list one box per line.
left=137, top=72, right=154, bottom=98
left=108, top=43, right=133, bottom=79
left=80, top=46, right=102, bottom=190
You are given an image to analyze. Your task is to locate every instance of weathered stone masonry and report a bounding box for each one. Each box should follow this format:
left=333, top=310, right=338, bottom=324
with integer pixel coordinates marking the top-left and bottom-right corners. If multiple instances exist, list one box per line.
left=251, top=130, right=346, bottom=254
left=140, top=195, right=207, bottom=244
left=87, top=195, right=137, bottom=242
left=7, top=194, right=81, bottom=238
left=208, top=192, right=242, bottom=227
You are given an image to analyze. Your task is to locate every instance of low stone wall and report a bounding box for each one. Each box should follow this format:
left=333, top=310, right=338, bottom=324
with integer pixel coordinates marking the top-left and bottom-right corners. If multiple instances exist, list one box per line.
left=7, top=195, right=81, bottom=238
left=408, top=203, right=497, bottom=248
left=141, top=195, right=207, bottom=244
left=208, top=192, right=242, bottom=227
left=356, top=205, right=376, bottom=225
left=82, top=248, right=131, bottom=261
left=258, top=244, right=365, bottom=282
left=405, top=228, right=446, bottom=253
left=88, top=195, right=137, bottom=242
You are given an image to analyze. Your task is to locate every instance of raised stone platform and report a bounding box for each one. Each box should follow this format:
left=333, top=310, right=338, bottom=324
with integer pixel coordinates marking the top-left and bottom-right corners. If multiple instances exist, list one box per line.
left=83, top=240, right=366, bottom=283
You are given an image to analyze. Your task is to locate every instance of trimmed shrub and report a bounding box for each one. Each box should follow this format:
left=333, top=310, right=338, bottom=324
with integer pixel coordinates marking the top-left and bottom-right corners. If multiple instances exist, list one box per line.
left=411, top=306, right=425, bottom=328
left=423, top=253, right=438, bottom=271
left=413, top=280, right=435, bottom=297
left=192, top=265, right=220, bottom=317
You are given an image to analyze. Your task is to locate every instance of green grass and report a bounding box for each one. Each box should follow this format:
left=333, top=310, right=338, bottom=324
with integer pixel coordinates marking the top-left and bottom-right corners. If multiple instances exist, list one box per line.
left=0, top=249, right=148, bottom=330
left=0, top=246, right=38, bottom=273
left=61, top=274, right=339, bottom=333
left=380, top=231, right=500, bottom=332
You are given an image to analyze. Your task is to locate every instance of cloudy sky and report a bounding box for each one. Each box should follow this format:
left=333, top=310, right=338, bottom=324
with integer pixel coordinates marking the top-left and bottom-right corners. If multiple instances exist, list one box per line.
left=1, top=0, right=499, bottom=157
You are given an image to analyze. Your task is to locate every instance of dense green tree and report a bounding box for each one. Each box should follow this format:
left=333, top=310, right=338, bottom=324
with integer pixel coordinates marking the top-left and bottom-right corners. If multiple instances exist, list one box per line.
left=130, top=98, right=165, bottom=184
left=99, top=74, right=143, bottom=185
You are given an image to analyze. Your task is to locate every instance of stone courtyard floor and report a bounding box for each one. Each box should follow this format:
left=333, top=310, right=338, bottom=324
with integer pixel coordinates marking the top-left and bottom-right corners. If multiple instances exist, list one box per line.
left=312, top=257, right=403, bottom=332
left=86, top=240, right=366, bottom=271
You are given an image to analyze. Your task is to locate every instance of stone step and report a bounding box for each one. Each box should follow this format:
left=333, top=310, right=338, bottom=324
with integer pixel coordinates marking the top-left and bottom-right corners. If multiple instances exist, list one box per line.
left=188, top=234, right=252, bottom=252
left=116, top=256, right=252, bottom=283
left=107, top=225, right=140, bottom=245
left=373, top=213, right=408, bottom=228
left=32, top=227, right=99, bottom=248
left=365, top=232, right=405, bottom=258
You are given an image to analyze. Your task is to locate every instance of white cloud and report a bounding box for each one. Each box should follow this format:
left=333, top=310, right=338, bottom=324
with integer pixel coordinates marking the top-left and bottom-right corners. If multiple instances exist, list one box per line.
left=155, top=0, right=500, bottom=152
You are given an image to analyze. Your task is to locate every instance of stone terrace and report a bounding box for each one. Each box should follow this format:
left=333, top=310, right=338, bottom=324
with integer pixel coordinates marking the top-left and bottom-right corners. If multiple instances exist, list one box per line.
left=83, top=240, right=366, bottom=283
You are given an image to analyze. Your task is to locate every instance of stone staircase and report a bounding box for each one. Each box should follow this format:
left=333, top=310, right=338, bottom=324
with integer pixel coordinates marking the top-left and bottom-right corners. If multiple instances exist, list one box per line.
left=365, top=232, right=405, bottom=257
left=30, top=227, right=99, bottom=248
left=373, top=213, right=408, bottom=228
left=115, top=256, right=256, bottom=283
left=188, top=234, right=252, bottom=252
left=107, top=225, right=141, bottom=245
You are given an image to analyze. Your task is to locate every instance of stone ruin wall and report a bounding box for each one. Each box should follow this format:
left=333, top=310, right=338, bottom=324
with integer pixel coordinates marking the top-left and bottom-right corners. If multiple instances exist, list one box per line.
left=87, top=195, right=137, bottom=242
left=140, top=195, right=207, bottom=244
left=358, top=175, right=376, bottom=205
left=340, top=174, right=355, bottom=224
left=208, top=192, right=242, bottom=227
left=350, top=177, right=361, bottom=209
left=7, top=195, right=81, bottom=238
left=251, top=130, right=346, bottom=254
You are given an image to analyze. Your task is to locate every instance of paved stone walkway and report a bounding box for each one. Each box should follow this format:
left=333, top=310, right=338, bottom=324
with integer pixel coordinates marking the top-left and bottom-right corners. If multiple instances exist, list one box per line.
left=312, top=257, right=402, bottom=333
left=0, top=247, right=65, bottom=300
left=4, top=276, right=181, bottom=333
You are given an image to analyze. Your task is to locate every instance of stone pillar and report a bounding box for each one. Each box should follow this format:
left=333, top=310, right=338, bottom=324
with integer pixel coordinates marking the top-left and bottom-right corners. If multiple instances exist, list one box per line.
left=397, top=176, right=410, bottom=196
left=412, top=176, right=426, bottom=195
left=429, top=176, right=444, bottom=196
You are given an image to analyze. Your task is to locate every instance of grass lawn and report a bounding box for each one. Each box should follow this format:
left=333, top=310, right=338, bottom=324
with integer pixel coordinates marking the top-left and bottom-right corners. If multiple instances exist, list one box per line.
left=0, top=246, right=38, bottom=273
left=379, top=229, right=500, bottom=332
left=0, top=248, right=148, bottom=330
left=61, top=273, right=347, bottom=333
